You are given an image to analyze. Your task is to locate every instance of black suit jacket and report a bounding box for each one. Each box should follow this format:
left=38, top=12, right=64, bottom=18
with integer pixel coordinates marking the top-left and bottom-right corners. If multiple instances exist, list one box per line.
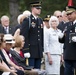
left=13, top=24, right=21, bottom=35
left=10, top=50, right=28, bottom=69
left=0, top=24, right=14, bottom=35
left=59, top=22, right=76, bottom=60
left=20, top=14, right=43, bottom=58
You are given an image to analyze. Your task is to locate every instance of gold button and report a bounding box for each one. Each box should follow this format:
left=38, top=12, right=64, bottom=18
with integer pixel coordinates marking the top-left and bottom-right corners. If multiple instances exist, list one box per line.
left=38, top=31, right=40, bottom=32
left=38, top=39, right=40, bottom=41
left=38, top=26, right=40, bottom=28
left=38, top=35, right=40, bottom=36
left=29, top=44, right=30, bottom=46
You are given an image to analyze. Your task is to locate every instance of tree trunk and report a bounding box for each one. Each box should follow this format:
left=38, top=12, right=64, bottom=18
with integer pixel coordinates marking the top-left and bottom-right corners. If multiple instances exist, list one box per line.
left=9, top=0, right=20, bottom=26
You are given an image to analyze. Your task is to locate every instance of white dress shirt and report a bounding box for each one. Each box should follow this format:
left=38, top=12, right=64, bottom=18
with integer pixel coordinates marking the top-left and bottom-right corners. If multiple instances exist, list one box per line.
left=73, top=19, right=76, bottom=25
left=4, top=26, right=9, bottom=34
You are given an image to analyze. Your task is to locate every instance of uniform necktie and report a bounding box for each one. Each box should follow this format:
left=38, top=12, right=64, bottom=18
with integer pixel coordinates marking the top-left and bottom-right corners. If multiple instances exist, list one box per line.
left=70, top=22, right=73, bottom=26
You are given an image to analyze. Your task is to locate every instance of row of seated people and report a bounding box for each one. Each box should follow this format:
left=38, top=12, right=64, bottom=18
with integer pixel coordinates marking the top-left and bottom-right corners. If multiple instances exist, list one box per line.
left=0, top=34, right=25, bottom=75
left=0, top=34, right=40, bottom=75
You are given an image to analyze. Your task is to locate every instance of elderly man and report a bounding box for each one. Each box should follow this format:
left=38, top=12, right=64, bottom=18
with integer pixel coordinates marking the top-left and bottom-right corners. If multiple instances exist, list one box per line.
left=0, top=15, right=14, bottom=34
left=54, top=10, right=63, bottom=23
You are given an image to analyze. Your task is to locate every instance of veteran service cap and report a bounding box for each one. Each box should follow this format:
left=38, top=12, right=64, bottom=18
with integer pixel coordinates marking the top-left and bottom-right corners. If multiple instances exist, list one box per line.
left=43, top=15, right=51, bottom=21
left=30, top=1, right=42, bottom=9
left=66, top=6, right=76, bottom=15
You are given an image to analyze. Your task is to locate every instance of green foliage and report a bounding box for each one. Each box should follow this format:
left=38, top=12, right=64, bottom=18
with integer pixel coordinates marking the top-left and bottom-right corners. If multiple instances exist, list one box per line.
left=18, top=0, right=27, bottom=12
left=0, top=0, right=76, bottom=19
left=0, top=0, right=9, bottom=17
left=18, top=0, right=68, bottom=18
left=41, top=0, right=68, bottom=18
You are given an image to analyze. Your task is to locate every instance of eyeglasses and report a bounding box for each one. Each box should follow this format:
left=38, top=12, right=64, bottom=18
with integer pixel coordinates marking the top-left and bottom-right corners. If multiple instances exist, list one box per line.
left=57, top=15, right=62, bottom=18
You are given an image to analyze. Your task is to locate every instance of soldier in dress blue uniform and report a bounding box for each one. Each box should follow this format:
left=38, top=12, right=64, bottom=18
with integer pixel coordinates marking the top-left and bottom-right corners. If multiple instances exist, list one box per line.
left=20, top=1, right=43, bottom=69
left=59, top=6, right=76, bottom=75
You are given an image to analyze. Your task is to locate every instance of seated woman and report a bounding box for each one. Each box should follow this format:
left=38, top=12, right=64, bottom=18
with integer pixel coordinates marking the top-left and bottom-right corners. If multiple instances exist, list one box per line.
left=12, top=35, right=47, bottom=74
left=10, top=35, right=29, bottom=70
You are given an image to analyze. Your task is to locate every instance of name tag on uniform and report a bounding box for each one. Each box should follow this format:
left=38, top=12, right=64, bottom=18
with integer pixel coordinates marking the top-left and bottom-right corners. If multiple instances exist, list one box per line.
left=53, top=34, right=56, bottom=36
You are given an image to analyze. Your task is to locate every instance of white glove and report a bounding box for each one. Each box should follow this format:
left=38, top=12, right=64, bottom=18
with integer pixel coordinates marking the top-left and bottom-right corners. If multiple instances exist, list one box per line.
left=72, top=36, right=76, bottom=42
left=24, top=53, right=30, bottom=58
left=58, top=33, right=64, bottom=39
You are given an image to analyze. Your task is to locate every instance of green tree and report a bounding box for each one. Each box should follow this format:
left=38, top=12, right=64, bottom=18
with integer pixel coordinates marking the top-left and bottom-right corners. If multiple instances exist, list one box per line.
left=9, top=0, right=20, bottom=25
left=0, top=0, right=76, bottom=25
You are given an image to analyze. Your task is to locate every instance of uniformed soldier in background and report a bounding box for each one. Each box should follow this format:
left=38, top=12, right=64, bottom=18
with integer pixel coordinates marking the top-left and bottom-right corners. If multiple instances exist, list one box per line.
left=59, top=6, right=76, bottom=75
left=43, top=14, right=51, bottom=29
left=43, top=15, right=51, bottom=53
left=41, top=14, right=50, bottom=69
left=20, top=1, right=43, bottom=69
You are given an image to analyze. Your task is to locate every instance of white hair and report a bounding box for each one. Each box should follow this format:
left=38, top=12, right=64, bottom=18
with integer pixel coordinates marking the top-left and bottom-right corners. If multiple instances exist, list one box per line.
left=17, top=10, right=31, bottom=24
left=23, top=10, right=31, bottom=17
left=1, top=15, right=9, bottom=22
left=49, top=16, right=59, bottom=26
left=54, top=10, right=62, bottom=16
left=62, top=11, right=67, bottom=16
left=17, top=14, right=23, bottom=24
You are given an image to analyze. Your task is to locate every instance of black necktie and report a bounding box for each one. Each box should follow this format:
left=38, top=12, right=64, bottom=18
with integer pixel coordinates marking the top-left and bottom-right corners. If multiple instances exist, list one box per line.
left=70, top=22, right=73, bottom=26
left=70, top=22, right=75, bottom=32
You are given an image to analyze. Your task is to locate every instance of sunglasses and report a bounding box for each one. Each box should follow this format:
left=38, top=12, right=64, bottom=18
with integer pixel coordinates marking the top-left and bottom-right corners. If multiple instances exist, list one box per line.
left=57, top=15, right=62, bottom=18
